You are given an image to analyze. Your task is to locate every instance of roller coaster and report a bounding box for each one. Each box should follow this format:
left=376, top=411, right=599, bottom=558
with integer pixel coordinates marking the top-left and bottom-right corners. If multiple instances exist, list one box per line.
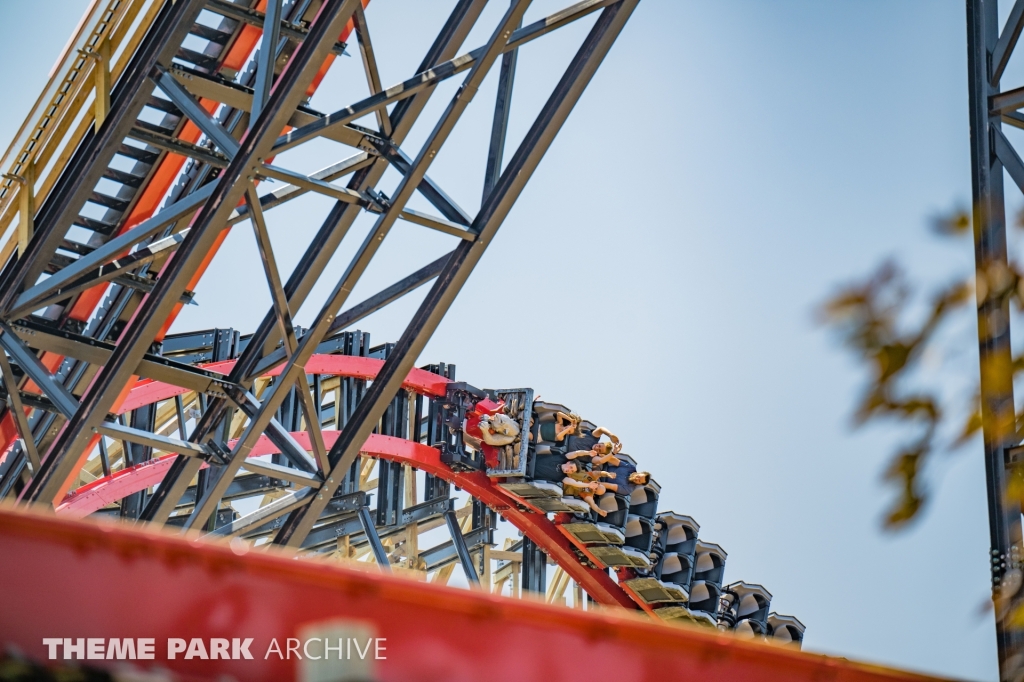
left=0, top=0, right=979, bottom=680
left=38, top=325, right=800, bottom=636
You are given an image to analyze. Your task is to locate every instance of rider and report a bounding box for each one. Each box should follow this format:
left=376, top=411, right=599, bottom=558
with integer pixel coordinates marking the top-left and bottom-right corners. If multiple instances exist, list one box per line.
left=531, top=456, right=611, bottom=517
left=537, top=410, right=580, bottom=444
left=563, top=421, right=621, bottom=462
left=533, top=451, right=571, bottom=483
left=561, top=464, right=611, bottom=517
left=599, top=459, right=651, bottom=497
left=565, top=440, right=621, bottom=467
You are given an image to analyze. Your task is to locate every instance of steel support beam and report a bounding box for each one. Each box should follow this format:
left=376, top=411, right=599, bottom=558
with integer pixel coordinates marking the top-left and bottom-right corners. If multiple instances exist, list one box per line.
left=230, top=390, right=319, bottom=473
left=995, top=127, right=1024, bottom=193
left=444, top=508, right=480, bottom=583
left=96, top=419, right=211, bottom=459
left=157, top=0, right=517, bottom=534
left=272, top=0, right=620, bottom=154
left=399, top=208, right=476, bottom=240
left=20, top=0, right=363, bottom=507
left=204, top=0, right=348, bottom=57
left=0, top=323, right=79, bottom=419
left=0, top=351, right=39, bottom=471
left=484, top=3, right=520, bottom=199
left=137, top=0, right=490, bottom=527
left=994, top=0, right=1024, bottom=84
left=374, top=143, right=472, bottom=225
left=241, top=460, right=322, bottom=488
left=15, top=232, right=189, bottom=315
left=251, top=0, right=283, bottom=123
left=209, top=488, right=316, bottom=537
left=967, top=0, right=1024, bottom=677
left=154, top=69, right=240, bottom=158
left=522, top=536, right=547, bottom=594
left=0, top=0, right=206, bottom=309
left=358, top=505, right=391, bottom=571
left=352, top=3, right=392, bottom=136
left=6, top=319, right=237, bottom=397
left=8, top=184, right=215, bottom=320
left=244, top=185, right=299, bottom=357
left=249, top=253, right=450, bottom=378
left=272, top=0, right=637, bottom=548
left=257, top=163, right=374, bottom=206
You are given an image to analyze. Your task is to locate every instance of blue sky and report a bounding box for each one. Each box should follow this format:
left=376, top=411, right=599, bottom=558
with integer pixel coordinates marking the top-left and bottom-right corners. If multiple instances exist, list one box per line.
left=0, top=1, right=1002, bottom=679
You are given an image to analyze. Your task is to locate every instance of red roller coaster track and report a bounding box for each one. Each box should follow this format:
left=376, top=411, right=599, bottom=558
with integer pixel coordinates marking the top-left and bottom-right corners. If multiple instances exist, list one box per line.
left=54, top=355, right=640, bottom=610
left=0, top=508, right=951, bottom=682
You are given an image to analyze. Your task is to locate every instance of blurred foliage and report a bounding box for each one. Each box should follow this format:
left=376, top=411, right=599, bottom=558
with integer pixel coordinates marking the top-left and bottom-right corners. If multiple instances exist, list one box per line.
left=818, top=207, right=991, bottom=529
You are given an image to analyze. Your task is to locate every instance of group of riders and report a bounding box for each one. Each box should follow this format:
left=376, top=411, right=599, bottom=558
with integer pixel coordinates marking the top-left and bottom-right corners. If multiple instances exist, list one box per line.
left=530, top=408, right=650, bottom=516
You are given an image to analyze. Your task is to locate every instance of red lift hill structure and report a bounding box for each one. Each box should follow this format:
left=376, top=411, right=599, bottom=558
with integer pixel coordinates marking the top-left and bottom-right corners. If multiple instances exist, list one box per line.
left=0, top=0, right=1005, bottom=680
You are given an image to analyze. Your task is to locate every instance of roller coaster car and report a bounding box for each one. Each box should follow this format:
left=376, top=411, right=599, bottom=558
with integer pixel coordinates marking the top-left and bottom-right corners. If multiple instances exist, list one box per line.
left=719, top=582, right=773, bottom=635
left=653, top=605, right=719, bottom=628
left=767, top=613, right=806, bottom=648
left=656, top=513, right=700, bottom=590
left=582, top=473, right=660, bottom=569
left=555, top=488, right=632, bottom=546
left=556, top=457, right=663, bottom=570
left=627, top=471, right=661, bottom=520
left=531, top=400, right=575, bottom=454
left=618, top=514, right=702, bottom=610
left=587, top=542, right=652, bottom=570
left=495, top=400, right=599, bottom=508
left=435, top=383, right=533, bottom=476
left=597, top=492, right=630, bottom=528
left=559, top=519, right=625, bottom=546
left=434, top=382, right=485, bottom=472
left=687, top=541, right=728, bottom=616
left=624, top=514, right=655, bottom=557
left=498, top=479, right=594, bottom=514
left=559, top=492, right=652, bottom=568
left=622, top=576, right=690, bottom=605
left=553, top=491, right=630, bottom=546
left=479, top=388, right=533, bottom=477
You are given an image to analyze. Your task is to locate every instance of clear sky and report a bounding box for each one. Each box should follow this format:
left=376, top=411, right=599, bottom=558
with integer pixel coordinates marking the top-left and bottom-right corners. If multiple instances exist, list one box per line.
left=0, top=1, right=1002, bottom=679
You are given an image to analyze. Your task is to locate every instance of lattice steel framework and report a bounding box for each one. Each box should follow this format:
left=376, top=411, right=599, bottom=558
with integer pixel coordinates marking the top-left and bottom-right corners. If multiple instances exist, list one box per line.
left=0, top=0, right=703, bottom=614
left=0, top=0, right=634, bottom=532
left=0, top=0, right=823, bottom=657
left=0, top=1, right=831, bottom=653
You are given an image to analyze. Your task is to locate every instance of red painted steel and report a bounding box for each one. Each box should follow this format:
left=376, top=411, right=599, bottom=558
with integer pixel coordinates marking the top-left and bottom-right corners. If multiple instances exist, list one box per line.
left=118, top=355, right=451, bottom=414
left=0, top=508, right=952, bottom=682
left=57, top=453, right=183, bottom=517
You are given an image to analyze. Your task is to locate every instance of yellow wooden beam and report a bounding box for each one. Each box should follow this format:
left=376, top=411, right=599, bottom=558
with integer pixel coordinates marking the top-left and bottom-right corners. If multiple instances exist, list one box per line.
left=93, top=39, right=111, bottom=130
left=4, top=163, right=35, bottom=256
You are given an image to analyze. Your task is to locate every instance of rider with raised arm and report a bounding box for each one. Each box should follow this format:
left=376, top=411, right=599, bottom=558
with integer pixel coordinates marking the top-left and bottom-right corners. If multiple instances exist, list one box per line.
left=563, top=421, right=622, bottom=467
left=535, top=410, right=581, bottom=445
left=561, top=465, right=611, bottom=517
left=566, top=440, right=621, bottom=467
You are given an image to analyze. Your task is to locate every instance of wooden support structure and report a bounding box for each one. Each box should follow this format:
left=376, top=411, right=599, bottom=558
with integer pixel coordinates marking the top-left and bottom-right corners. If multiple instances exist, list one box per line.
left=93, top=38, right=111, bottom=130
